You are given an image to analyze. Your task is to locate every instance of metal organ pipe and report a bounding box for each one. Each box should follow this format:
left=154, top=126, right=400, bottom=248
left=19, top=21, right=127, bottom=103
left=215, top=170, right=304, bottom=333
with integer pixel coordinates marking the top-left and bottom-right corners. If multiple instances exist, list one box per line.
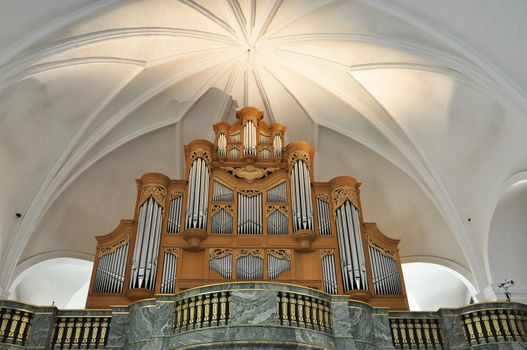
left=218, top=134, right=227, bottom=156
left=290, top=160, right=314, bottom=231
left=243, top=121, right=257, bottom=156
left=273, top=134, right=282, bottom=157
left=167, top=195, right=182, bottom=233
left=129, top=196, right=164, bottom=290
left=335, top=200, right=368, bottom=292
left=321, top=254, right=338, bottom=294
left=185, top=157, right=210, bottom=231
left=161, top=251, right=178, bottom=294
left=317, top=198, right=331, bottom=235
left=237, top=193, right=262, bottom=234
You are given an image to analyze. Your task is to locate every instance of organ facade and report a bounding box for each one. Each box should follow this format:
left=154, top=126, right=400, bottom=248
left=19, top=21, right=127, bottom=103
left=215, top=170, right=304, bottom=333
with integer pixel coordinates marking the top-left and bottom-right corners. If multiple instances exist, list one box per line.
left=86, top=107, right=408, bottom=310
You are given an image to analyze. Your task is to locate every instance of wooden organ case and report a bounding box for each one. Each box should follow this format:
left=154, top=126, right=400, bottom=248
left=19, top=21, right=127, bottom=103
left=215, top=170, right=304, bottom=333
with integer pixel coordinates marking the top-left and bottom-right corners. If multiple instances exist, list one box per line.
left=86, top=107, right=409, bottom=310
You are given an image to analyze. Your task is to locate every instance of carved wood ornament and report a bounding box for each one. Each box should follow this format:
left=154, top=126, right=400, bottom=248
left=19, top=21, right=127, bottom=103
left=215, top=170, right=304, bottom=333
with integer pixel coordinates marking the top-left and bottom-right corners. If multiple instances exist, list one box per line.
left=87, top=106, right=408, bottom=311
left=221, top=165, right=279, bottom=183
left=140, top=184, right=166, bottom=206
left=332, top=186, right=360, bottom=210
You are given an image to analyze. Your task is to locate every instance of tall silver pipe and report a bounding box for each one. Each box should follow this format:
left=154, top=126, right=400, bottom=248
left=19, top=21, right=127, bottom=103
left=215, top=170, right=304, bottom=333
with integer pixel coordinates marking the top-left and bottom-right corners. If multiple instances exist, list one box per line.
left=144, top=200, right=159, bottom=288
left=186, top=158, right=197, bottom=229
left=330, top=254, right=338, bottom=294
left=344, top=202, right=360, bottom=290
left=335, top=211, right=350, bottom=292
left=338, top=204, right=355, bottom=289
left=368, top=247, right=378, bottom=294
left=352, top=206, right=367, bottom=289
left=150, top=208, right=163, bottom=290
left=110, top=247, right=119, bottom=293
left=99, top=255, right=108, bottom=293
left=131, top=202, right=146, bottom=288
left=303, top=162, right=314, bottom=229
left=136, top=198, right=153, bottom=288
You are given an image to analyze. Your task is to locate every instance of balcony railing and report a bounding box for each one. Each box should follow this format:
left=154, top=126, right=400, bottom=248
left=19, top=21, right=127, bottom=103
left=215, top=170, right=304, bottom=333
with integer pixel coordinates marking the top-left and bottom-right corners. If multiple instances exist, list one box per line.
left=50, top=314, right=111, bottom=349
left=389, top=316, right=444, bottom=349
left=460, top=308, right=527, bottom=345
left=1, top=283, right=526, bottom=350
left=0, top=307, right=32, bottom=346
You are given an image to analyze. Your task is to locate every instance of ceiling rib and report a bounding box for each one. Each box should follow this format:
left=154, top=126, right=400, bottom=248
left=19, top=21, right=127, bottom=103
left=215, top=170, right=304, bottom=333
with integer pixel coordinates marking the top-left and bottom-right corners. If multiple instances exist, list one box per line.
left=262, top=49, right=487, bottom=289
left=0, top=27, right=238, bottom=88
left=253, top=0, right=284, bottom=43
left=0, top=51, right=241, bottom=291
left=262, top=0, right=336, bottom=39
left=0, top=0, right=120, bottom=67
left=357, top=0, right=527, bottom=115
left=179, top=0, right=239, bottom=39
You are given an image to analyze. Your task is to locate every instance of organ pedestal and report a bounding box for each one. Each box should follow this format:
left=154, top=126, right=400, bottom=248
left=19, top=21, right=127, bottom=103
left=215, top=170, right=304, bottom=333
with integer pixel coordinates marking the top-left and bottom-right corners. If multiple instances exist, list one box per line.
left=86, top=106, right=409, bottom=310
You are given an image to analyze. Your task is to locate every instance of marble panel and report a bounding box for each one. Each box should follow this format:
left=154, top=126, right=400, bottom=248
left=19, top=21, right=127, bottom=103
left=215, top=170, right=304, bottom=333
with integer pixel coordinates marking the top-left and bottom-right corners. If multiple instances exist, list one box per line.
left=26, top=308, right=56, bottom=348
left=372, top=312, right=393, bottom=348
left=230, top=290, right=278, bottom=325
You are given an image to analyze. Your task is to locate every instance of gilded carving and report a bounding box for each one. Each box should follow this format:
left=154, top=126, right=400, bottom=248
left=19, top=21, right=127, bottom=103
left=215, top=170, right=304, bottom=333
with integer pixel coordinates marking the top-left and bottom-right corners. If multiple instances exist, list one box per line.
left=266, top=205, right=288, bottom=217
left=368, top=239, right=396, bottom=258
left=99, top=235, right=129, bottom=256
left=238, top=188, right=262, bottom=197
left=332, top=186, right=359, bottom=210
left=140, top=184, right=167, bottom=206
left=209, top=248, right=233, bottom=260
left=268, top=249, right=291, bottom=261
left=165, top=248, right=180, bottom=257
left=170, top=192, right=183, bottom=200
left=190, top=148, right=212, bottom=166
left=288, top=150, right=310, bottom=168
left=320, top=249, right=334, bottom=257
left=211, top=204, right=234, bottom=215
left=237, top=249, right=264, bottom=258
left=221, top=165, right=279, bottom=183
left=316, top=193, right=329, bottom=202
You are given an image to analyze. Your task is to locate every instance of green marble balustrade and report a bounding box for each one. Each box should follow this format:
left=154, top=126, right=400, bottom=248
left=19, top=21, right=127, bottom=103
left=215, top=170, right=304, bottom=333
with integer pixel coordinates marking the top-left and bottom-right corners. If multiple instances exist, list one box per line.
left=0, top=283, right=526, bottom=350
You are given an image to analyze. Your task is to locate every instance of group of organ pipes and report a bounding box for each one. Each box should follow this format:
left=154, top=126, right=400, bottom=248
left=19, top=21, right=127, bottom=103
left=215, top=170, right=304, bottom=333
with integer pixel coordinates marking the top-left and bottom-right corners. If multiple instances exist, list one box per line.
left=86, top=107, right=408, bottom=310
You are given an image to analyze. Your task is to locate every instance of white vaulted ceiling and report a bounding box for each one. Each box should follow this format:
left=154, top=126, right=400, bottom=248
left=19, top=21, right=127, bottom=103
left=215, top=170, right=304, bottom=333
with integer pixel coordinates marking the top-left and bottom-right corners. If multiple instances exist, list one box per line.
left=1, top=0, right=527, bottom=301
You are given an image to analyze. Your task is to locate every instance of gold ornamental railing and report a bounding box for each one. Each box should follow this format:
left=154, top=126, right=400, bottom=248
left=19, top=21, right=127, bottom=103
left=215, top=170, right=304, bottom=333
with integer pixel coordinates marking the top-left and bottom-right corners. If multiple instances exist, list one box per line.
left=277, top=291, right=332, bottom=334
left=389, top=317, right=444, bottom=349
left=461, top=308, right=527, bottom=345
left=174, top=291, right=231, bottom=332
left=0, top=307, right=32, bottom=346
left=50, top=315, right=111, bottom=349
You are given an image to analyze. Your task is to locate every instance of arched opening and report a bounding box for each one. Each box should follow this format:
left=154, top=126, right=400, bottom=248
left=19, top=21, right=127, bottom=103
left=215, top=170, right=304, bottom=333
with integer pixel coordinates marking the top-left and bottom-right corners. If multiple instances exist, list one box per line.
left=9, top=258, right=92, bottom=309
left=488, top=180, right=527, bottom=304
left=402, top=262, right=477, bottom=311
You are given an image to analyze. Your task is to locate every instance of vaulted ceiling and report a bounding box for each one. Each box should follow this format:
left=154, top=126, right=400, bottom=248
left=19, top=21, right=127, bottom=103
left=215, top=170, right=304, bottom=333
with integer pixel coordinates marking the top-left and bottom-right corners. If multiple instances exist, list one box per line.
left=1, top=0, right=527, bottom=300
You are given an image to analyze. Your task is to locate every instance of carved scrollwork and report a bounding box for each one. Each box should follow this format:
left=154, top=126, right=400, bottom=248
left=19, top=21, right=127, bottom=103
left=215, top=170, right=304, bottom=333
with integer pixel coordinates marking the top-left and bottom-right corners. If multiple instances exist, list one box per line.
left=316, top=193, right=329, bottom=202
left=238, top=188, right=262, bottom=197
left=266, top=205, right=288, bottom=217
left=140, top=184, right=167, bottom=206
left=288, top=150, right=310, bottom=168
left=99, top=235, right=130, bottom=256
left=332, top=186, right=359, bottom=210
left=190, top=148, right=212, bottom=166
left=165, top=248, right=180, bottom=257
left=320, top=249, right=334, bottom=258
left=368, top=239, right=396, bottom=258
left=209, top=248, right=233, bottom=260
left=170, top=192, right=183, bottom=200
left=221, top=165, right=279, bottom=183
left=268, top=249, right=291, bottom=261
left=237, top=249, right=264, bottom=259
left=211, top=204, right=234, bottom=215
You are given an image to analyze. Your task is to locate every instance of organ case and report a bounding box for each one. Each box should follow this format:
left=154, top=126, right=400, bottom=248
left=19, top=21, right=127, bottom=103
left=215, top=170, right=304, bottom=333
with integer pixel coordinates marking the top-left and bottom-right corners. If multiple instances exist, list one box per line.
left=86, top=107, right=409, bottom=310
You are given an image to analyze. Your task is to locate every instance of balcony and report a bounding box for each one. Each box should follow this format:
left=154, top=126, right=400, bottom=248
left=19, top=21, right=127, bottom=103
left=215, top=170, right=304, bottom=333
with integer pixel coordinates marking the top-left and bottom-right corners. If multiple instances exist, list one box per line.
left=1, top=282, right=526, bottom=350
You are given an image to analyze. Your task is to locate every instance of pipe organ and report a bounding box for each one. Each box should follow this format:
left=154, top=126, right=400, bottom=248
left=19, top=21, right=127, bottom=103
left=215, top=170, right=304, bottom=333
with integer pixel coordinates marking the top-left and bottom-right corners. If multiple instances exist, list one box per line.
left=86, top=107, right=409, bottom=310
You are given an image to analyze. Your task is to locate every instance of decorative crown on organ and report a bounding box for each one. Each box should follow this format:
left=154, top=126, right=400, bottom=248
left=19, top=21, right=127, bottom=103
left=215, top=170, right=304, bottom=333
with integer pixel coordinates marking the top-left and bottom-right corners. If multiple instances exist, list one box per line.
left=87, top=107, right=409, bottom=310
